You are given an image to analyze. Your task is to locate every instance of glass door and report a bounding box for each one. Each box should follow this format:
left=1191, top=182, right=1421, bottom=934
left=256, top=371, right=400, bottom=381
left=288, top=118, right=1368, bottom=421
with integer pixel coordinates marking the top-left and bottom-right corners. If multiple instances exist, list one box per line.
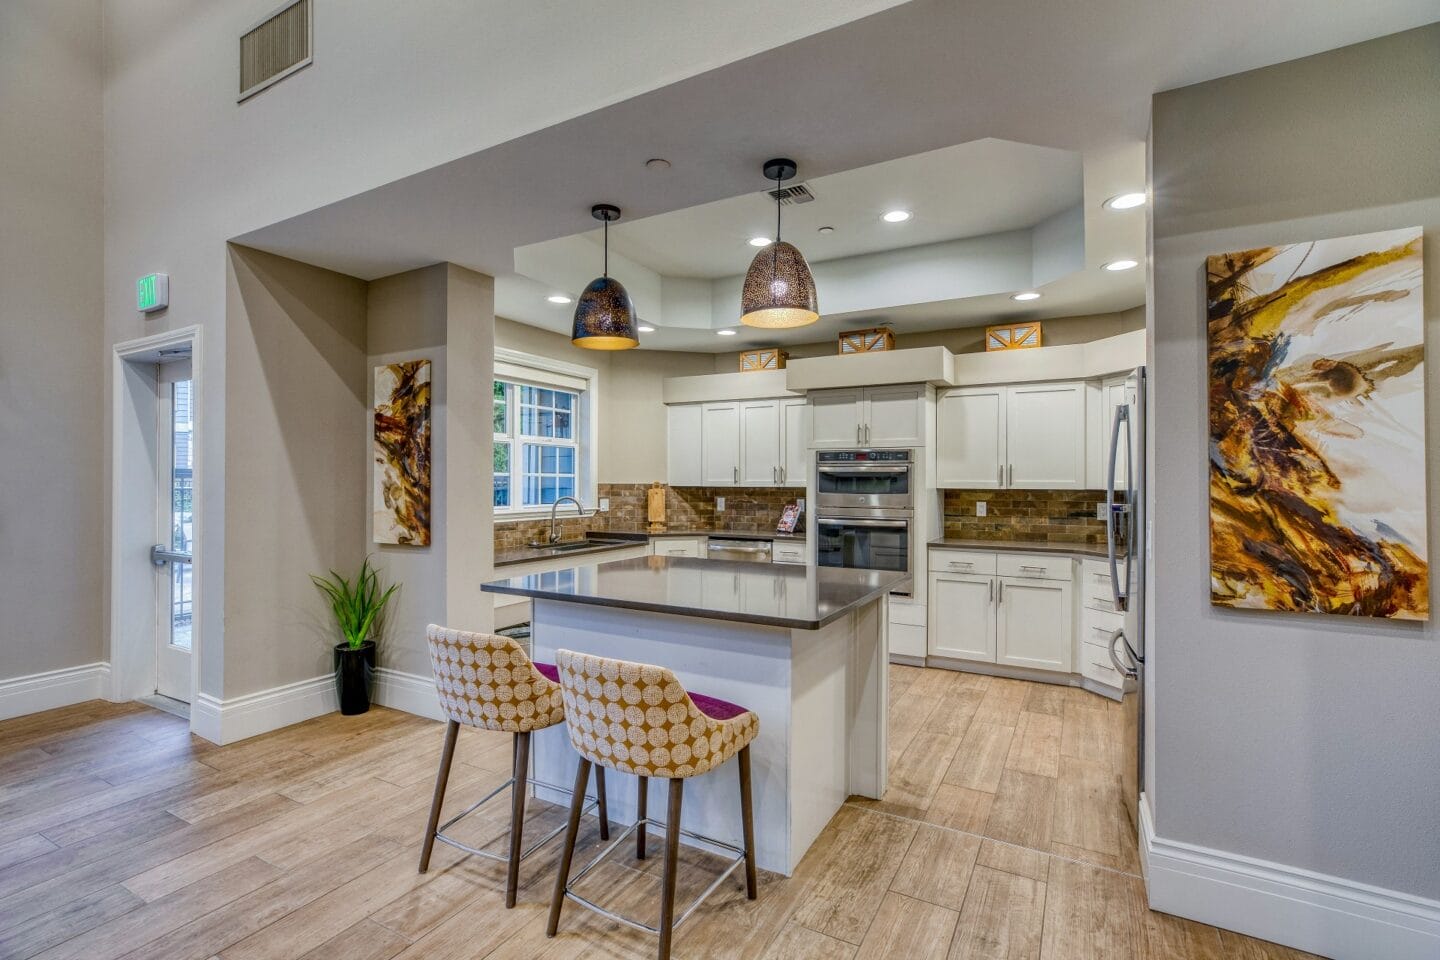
left=155, top=362, right=193, bottom=702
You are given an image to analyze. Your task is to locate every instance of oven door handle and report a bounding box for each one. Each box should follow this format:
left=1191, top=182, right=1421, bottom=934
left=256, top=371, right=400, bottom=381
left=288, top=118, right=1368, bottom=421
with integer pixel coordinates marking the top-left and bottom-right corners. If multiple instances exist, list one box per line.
left=817, top=517, right=909, bottom=528
left=816, top=464, right=910, bottom=474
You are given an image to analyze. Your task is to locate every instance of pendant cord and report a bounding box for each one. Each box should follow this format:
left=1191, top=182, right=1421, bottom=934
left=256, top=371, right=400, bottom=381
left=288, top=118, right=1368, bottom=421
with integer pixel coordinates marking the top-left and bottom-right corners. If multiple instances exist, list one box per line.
left=603, top=217, right=609, bottom=278
left=771, top=171, right=782, bottom=279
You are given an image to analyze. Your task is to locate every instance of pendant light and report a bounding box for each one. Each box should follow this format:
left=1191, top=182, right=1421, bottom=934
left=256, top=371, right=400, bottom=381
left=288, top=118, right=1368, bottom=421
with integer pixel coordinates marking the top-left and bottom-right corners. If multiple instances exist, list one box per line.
left=571, top=204, right=639, bottom=350
left=740, top=158, right=819, bottom=329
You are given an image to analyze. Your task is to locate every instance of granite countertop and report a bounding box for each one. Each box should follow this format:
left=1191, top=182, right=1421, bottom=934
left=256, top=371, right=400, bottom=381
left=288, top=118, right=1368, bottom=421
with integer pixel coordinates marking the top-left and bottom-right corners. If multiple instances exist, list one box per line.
left=482, top=555, right=908, bottom=630
left=928, top=537, right=1120, bottom=560
left=495, top=528, right=806, bottom=568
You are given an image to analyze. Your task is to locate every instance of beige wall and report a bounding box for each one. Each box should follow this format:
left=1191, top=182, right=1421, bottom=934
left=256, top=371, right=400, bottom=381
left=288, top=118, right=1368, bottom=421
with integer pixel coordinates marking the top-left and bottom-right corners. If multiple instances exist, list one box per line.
left=711, top=307, right=1144, bottom=371
left=0, top=1, right=105, bottom=682
left=1150, top=22, right=1440, bottom=909
left=493, top=318, right=713, bottom=488
left=222, top=247, right=369, bottom=698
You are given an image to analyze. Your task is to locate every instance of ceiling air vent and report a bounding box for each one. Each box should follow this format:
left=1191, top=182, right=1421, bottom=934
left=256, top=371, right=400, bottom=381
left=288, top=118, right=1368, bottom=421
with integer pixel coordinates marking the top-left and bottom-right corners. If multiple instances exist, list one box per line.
left=767, top=183, right=816, bottom=205
left=239, top=0, right=312, bottom=102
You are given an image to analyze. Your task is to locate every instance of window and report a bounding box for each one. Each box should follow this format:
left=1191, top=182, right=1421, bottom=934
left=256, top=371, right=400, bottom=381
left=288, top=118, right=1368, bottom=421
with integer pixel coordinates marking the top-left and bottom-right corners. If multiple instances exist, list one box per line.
left=492, top=350, right=596, bottom=515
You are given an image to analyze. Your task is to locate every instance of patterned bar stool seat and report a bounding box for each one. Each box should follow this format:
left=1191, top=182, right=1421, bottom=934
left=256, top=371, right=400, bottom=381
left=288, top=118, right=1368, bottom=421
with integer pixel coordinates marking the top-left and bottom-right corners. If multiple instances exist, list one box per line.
left=419, top=625, right=609, bottom=908
left=546, top=649, right=760, bottom=960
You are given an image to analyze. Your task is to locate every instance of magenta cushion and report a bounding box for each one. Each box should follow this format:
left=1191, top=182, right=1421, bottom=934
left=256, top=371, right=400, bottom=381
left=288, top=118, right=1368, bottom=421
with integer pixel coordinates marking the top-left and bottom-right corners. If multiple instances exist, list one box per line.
left=533, top=662, right=559, bottom=683
left=689, top=690, right=750, bottom=722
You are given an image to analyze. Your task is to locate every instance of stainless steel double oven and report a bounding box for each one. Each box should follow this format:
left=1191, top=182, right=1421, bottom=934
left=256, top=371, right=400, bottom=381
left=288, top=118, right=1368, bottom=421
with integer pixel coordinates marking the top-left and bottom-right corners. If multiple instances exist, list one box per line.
left=815, top=449, right=912, bottom=576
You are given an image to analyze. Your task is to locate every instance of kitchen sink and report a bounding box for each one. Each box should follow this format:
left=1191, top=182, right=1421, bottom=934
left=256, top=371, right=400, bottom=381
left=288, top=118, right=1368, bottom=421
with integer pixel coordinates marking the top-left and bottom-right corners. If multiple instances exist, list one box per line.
left=525, top=537, right=630, bottom=553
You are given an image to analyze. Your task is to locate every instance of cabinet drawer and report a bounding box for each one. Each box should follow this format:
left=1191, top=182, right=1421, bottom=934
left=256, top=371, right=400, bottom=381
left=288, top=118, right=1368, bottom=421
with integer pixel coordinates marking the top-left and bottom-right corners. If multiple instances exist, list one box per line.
left=772, top=541, right=807, bottom=565
left=930, top=550, right=997, bottom=576
left=889, top=596, right=927, bottom=626
left=996, top=553, right=1073, bottom=581
left=652, top=538, right=704, bottom=558
left=1082, top=588, right=1120, bottom=614
left=1080, top=641, right=1123, bottom=687
left=1080, top=606, right=1124, bottom=645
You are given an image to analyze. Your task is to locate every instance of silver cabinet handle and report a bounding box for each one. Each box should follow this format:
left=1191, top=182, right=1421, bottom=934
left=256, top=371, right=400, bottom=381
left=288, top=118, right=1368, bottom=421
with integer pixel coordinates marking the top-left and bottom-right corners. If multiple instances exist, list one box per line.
left=865, top=423, right=871, bottom=444
left=733, top=465, right=738, bottom=483
left=857, top=423, right=862, bottom=444
left=1019, top=564, right=1046, bottom=573
left=988, top=579, right=994, bottom=603
left=1008, top=463, right=1014, bottom=485
left=948, top=560, right=974, bottom=568
left=997, top=463, right=1002, bottom=486
left=997, top=580, right=1004, bottom=603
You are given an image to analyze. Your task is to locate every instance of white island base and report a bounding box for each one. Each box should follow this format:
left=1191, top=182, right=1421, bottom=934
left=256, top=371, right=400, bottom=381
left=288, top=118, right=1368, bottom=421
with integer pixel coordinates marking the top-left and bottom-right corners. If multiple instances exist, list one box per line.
left=528, top=596, right=889, bottom=875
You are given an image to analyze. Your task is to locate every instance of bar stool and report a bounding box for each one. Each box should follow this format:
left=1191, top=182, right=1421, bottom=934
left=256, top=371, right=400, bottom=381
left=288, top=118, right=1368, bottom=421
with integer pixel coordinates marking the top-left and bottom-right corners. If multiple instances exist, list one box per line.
left=418, top=625, right=609, bottom=908
left=546, top=649, right=760, bottom=960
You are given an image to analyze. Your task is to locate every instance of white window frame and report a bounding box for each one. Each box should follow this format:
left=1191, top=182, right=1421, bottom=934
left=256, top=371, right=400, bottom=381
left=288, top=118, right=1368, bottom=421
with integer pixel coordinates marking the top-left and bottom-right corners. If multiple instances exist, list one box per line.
left=493, top=348, right=599, bottom=519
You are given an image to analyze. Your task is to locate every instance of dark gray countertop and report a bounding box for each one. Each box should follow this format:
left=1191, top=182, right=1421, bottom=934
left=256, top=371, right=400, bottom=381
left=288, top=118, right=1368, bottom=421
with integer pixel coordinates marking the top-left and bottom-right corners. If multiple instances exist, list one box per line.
left=482, top=555, right=908, bottom=630
left=495, top=529, right=805, bottom=568
left=928, top=537, right=1117, bottom=560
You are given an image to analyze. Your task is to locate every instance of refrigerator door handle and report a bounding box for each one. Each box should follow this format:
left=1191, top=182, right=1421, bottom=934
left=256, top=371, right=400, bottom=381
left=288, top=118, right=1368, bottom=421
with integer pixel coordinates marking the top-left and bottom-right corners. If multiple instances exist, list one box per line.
left=1108, top=628, right=1139, bottom=679
left=1106, top=405, right=1131, bottom=612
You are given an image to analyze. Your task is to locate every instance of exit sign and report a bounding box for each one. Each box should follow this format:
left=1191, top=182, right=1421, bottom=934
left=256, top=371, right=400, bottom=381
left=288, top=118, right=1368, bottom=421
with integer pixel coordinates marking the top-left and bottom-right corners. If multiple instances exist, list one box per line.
left=137, top=273, right=169, bottom=313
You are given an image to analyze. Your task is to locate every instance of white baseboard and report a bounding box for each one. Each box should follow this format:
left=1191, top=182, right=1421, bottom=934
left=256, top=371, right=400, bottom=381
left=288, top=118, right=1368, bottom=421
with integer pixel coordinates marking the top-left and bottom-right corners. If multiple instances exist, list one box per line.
left=1141, top=796, right=1440, bottom=960
left=0, top=662, right=112, bottom=721
left=190, top=674, right=338, bottom=745
left=371, top=667, right=443, bottom=721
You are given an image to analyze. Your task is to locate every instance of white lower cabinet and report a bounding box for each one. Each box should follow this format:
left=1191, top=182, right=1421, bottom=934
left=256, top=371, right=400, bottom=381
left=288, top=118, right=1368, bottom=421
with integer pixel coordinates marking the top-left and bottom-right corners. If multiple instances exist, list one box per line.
left=928, top=549, right=1073, bottom=674
left=649, top=537, right=705, bottom=558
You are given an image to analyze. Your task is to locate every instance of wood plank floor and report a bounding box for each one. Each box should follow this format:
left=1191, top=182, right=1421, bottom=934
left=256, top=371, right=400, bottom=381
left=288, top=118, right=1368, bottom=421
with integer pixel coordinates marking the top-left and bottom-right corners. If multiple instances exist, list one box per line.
left=0, top=669, right=1326, bottom=960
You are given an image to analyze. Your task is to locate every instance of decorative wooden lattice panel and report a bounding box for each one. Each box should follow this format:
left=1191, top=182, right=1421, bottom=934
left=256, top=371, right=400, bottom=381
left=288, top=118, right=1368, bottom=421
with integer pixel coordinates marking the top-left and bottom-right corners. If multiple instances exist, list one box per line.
left=838, top=327, right=895, bottom=354
left=739, top=348, right=788, bottom=372
left=985, top=322, right=1043, bottom=351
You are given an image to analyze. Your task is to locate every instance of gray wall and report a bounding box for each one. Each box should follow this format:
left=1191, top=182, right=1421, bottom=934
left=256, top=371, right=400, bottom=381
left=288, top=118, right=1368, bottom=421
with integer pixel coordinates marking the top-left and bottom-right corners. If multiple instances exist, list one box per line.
left=0, top=1, right=106, bottom=681
left=1149, top=24, right=1440, bottom=900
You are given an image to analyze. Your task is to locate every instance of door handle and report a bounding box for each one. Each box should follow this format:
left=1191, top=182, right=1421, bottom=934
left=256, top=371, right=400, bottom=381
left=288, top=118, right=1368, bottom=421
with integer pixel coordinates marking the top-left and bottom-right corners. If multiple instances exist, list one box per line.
left=151, top=545, right=192, bottom=567
left=997, top=463, right=1002, bottom=486
left=1106, top=404, right=1132, bottom=612
left=1008, top=463, right=1014, bottom=485
left=988, top=579, right=994, bottom=603
left=733, top=465, right=738, bottom=483
left=1107, top=628, right=1139, bottom=680
left=997, top=580, right=1004, bottom=603
left=857, top=424, right=862, bottom=444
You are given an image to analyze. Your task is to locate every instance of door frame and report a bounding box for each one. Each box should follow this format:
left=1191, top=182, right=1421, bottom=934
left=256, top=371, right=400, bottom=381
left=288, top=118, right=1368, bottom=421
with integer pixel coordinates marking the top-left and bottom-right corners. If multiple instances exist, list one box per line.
left=110, top=325, right=203, bottom=715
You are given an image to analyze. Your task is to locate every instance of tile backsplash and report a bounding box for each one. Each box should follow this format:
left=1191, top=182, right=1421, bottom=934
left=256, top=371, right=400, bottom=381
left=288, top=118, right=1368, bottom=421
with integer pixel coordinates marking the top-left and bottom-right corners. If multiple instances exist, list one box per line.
left=942, top=489, right=1105, bottom=544
left=493, top=483, right=804, bottom=553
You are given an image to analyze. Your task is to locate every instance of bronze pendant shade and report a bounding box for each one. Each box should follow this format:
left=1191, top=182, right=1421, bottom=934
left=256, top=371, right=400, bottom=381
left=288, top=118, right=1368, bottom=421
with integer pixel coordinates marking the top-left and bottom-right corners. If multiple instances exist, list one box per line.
left=572, top=204, right=639, bottom=350
left=740, top=159, right=818, bottom=329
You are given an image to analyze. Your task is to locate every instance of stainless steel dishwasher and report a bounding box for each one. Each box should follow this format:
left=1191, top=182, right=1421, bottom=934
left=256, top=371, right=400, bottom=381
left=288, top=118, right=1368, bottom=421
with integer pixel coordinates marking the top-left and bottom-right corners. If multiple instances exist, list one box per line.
left=706, top=538, right=773, bottom=563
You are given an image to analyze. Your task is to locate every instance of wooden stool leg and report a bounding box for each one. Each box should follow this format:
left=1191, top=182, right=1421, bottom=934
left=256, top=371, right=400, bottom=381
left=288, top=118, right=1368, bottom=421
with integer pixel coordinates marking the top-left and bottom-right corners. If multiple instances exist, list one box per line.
left=546, top=758, right=592, bottom=938
left=738, top=745, right=757, bottom=899
left=418, top=719, right=459, bottom=873
left=505, top=731, right=531, bottom=908
left=658, top=778, right=684, bottom=960
left=594, top=765, right=610, bottom=840
left=636, top=775, right=649, bottom=860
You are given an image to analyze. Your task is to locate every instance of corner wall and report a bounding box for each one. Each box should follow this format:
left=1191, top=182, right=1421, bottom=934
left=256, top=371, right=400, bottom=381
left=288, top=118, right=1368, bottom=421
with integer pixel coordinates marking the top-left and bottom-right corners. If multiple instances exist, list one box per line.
left=1148, top=24, right=1440, bottom=959
left=0, top=1, right=106, bottom=702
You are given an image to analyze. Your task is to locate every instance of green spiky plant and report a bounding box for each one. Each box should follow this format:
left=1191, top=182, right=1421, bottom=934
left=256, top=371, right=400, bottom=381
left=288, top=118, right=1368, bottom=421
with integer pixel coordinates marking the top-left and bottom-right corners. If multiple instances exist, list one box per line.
left=311, top=557, right=399, bottom=650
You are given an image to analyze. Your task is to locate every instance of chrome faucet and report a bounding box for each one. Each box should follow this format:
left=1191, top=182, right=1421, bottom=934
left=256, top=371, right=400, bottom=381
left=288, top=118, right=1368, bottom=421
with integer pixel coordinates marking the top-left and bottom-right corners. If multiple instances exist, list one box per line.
left=548, top=496, right=585, bottom=544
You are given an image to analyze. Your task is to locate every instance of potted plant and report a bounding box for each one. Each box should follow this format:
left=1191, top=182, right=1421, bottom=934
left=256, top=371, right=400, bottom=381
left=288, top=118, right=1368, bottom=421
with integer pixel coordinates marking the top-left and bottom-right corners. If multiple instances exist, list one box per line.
left=311, top=558, right=399, bottom=715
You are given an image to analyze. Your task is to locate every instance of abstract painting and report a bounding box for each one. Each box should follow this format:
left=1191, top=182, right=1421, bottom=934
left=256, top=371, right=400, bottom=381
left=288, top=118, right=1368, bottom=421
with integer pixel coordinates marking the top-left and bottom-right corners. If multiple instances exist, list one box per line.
left=373, top=359, right=431, bottom=546
left=1208, top=227, right=1426, bottom=619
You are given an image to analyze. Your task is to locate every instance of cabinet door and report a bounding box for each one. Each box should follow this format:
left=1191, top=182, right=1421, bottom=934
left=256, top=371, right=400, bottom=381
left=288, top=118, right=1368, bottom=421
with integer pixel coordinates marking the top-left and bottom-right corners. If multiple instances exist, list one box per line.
left=701, top=402, right=740, bottom=486
left=1005, top=382, right=1086, bottom=488
left=865, top=384, right=925, bottom=447
left=780, top=398, right=808, bottom=487
left=996, top=576, right=1072, bottom=672
left=809, top=388, right=866, bottom=448
left=936, top=388, right=1005, bottom=488
left=928, top=573, right=997, bottom=662
left=739, top=400, right=782, bottom=486
left=666, top=404, right=704, bottom=486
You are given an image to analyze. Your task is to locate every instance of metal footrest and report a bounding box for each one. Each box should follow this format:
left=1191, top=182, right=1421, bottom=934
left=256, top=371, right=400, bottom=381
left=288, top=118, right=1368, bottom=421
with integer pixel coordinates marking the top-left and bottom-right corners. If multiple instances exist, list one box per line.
left=562, top=817, right=747, bottom=936
left=435, top=776, right=599, bottom=865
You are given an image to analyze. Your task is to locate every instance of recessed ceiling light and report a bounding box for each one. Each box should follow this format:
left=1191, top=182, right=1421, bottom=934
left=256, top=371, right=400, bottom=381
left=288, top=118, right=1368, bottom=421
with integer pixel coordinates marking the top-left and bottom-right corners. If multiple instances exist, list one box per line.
left=817, top=226, right=835, bottom=235
left=1011, top=291, right=1041, bottom=302
left=1104, top=259, right=1139, bottom=271
left=748, top=236, right=772, bottom=247
left=882, top=210, right=912, bottom=223
left=1104, top=192, right=1147, bottom=210
left=644, top=158, right=671, bottom=171
left=716, top=329, right=737, bottom=336
left=546, top=294, right=572, bottom=304
left=637, top=324, right=656, bottom=333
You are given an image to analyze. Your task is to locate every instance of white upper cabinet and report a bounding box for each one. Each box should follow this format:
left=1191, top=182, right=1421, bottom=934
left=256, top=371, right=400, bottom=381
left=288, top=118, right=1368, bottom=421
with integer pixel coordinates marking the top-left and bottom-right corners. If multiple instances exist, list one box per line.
left=937, top=380, right=1086, bottom=490
left=739, top=400, right=782, bottom=485
left=781, top=398, right=808, bottom=487
left=1005, top=382, right=1086, bottom=488
left=809, top=384, right=925, bottom=449
left=936, top=387, right=1005, bottom=488
left=666, top=404, right=704, bottom=487
left=701, top=402, right=741, bottom=486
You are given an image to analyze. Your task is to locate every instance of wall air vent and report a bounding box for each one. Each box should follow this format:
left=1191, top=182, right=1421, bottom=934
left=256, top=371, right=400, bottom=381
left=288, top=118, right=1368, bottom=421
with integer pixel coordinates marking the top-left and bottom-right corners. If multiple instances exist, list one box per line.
left=239, top=0, right=312, bottom=102
left=766, top=183, right=816, bottom=205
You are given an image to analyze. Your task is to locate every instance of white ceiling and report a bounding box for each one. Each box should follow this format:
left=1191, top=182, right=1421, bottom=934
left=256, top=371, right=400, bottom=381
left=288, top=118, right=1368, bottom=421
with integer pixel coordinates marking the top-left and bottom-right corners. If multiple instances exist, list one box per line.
left=233, top=0, right=1439, bottom=352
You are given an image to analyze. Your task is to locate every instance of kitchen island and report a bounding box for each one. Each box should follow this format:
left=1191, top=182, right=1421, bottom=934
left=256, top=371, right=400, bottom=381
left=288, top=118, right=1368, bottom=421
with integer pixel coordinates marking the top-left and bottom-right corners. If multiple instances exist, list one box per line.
left=481, top=555, right=908, bottom=875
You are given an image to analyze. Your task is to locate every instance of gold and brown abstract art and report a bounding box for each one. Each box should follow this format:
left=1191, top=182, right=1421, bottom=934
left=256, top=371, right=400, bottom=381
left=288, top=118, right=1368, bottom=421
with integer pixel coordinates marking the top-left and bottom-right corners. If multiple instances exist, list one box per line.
left=1208, top=227, right=1426, bottom=619
left=373, top=359, right=432, bottom=546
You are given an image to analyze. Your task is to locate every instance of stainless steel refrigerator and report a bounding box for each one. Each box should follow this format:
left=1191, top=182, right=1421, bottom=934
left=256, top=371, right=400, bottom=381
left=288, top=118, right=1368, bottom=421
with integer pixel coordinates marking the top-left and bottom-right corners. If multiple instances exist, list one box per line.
left=1105, top=366, right=1146, bottom=831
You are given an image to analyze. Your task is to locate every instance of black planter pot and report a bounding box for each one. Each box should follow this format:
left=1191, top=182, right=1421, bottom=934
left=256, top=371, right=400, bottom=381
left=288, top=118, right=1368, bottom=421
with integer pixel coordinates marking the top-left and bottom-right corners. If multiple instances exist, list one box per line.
left=333, top=640, right=377, bottom=715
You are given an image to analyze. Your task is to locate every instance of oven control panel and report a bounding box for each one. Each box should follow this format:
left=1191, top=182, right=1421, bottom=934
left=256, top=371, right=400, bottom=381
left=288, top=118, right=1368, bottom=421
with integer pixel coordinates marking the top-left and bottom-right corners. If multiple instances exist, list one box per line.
left=816, top=449, right=911, bottom=463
